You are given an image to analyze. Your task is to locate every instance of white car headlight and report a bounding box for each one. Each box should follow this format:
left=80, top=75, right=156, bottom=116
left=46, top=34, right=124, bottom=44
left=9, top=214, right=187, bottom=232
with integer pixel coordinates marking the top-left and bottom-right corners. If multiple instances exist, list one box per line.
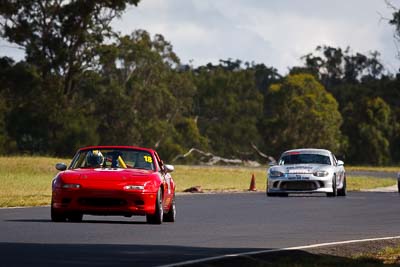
left=313, top=170, right=329, bottom=177
left=269, top=170, right=284, bottom=177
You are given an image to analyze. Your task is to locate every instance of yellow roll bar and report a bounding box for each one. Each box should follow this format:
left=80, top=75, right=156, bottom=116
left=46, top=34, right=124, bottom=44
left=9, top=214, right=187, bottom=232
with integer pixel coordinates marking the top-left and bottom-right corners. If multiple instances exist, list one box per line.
left=118, top=156, right=127, bottom=168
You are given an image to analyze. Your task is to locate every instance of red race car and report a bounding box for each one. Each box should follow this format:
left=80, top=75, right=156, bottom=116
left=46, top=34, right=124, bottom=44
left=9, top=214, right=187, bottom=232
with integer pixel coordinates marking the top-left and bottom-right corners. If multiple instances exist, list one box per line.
left=51, top=146, right=176, bottom=224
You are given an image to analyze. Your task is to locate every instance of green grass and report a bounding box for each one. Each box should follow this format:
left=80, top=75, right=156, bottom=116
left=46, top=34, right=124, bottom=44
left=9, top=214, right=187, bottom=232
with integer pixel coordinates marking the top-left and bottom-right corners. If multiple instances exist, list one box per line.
left=0, top=157, right=397, bottom=207
left=346, top=166, right=399, bottom=172
left=174, top=166, right=396, bottom=192
left=347, top=176, right=396, bottom=191
left=0, top=156, right=66, bottom=207
left=173, top=165, right=267, bottom=192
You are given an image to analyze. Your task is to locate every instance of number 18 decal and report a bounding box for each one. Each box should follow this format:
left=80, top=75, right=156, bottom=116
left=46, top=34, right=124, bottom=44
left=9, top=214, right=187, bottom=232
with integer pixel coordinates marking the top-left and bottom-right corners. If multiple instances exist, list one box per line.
left=144, top=155, right=153, bottom=163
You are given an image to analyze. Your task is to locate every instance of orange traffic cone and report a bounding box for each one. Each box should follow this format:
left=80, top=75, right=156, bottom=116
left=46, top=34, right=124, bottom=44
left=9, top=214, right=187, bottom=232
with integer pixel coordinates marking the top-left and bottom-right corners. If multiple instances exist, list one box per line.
left=249, top=173, right=256, bottom=191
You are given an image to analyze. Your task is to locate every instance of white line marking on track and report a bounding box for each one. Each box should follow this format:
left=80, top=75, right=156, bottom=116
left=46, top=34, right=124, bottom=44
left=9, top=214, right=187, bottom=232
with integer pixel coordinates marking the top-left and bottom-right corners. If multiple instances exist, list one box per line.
left=157, top=235, right=400, bottom=267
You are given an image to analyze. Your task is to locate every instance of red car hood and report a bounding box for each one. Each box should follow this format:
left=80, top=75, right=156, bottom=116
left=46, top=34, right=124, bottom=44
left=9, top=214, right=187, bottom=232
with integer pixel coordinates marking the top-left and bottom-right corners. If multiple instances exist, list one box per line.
left=60, top=168, right=157, bottom=183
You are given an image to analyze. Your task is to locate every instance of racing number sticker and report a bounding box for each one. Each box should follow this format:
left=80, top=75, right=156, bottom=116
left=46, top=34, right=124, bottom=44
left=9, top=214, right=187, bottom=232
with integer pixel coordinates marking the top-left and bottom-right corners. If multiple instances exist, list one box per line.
left=144, top=155, right=153, bottom=163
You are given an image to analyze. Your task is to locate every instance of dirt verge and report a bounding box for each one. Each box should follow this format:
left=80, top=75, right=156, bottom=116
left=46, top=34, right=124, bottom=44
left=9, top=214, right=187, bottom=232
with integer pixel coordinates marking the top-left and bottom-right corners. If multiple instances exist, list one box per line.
left=187, top=239, right=400, bottom=267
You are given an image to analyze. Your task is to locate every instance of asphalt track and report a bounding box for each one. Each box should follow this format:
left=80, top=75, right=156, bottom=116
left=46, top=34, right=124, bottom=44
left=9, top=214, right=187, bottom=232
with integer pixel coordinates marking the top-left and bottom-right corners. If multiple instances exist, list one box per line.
left=1, top=192, right=400, bottom=267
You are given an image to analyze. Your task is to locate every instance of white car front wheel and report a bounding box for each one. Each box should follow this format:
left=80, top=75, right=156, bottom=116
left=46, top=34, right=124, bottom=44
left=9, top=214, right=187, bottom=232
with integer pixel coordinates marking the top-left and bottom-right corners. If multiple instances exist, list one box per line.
left=326, top=177, right=337, bottom=197
left=398, top=179, right=400, bottom=194
left=337, top=176, right=347, bottom=196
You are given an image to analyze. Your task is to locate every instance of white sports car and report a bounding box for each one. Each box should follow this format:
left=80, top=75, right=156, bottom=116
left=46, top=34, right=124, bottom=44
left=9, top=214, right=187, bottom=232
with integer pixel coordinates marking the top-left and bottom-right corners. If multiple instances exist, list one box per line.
left=267, top=148, right=346, bottom=197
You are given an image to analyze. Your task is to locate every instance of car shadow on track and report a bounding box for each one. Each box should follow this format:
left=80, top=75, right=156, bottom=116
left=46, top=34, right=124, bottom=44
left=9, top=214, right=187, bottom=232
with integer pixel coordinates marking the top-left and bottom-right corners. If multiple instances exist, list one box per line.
left=290, top=195, right=346, bottom=198
left=0, top=242, right=264, bottom=267
left=5, top=219, right=147, bottom=225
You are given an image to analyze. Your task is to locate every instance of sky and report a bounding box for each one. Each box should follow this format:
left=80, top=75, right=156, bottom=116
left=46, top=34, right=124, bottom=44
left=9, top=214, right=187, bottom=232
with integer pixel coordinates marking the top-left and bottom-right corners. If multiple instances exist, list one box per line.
left=1, top=0, right=400, bottom=74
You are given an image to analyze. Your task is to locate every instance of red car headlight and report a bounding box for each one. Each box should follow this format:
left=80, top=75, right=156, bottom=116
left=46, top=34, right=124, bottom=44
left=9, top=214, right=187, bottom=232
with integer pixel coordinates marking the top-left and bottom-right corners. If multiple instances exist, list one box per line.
left=124, top=185, right=145, bottom=191
left=61, top=184, right=81, bottom=189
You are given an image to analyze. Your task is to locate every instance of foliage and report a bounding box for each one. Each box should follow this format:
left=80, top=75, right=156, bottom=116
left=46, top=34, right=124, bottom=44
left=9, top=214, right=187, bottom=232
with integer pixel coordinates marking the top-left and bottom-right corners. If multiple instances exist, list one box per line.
left=0, top=0, right=141, bottom=156
left=193, top=61, right=264, bottom=160
left=301, top=46, right=384, bottom=88
left=95, top=30, right=201, bottom=160
left=299, top=45, right=399, bottom=165
left=1, top=1, right=400, bottom=165
left=261, top=74, right=344, bottom=158
left=0, top=0, right=140, bottom=82
left=343, top=97, right=393, bottom=165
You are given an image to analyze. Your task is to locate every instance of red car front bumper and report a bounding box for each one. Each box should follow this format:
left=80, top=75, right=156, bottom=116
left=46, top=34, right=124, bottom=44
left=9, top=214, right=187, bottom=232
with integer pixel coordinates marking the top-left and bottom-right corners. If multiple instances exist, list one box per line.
left=51, top=188, right=158, bottom=216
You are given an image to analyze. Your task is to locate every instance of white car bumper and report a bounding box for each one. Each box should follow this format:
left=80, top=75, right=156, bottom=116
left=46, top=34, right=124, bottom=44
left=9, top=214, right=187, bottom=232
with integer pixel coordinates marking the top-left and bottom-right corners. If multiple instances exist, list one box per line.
left=267, top=174, right=334, bottom=194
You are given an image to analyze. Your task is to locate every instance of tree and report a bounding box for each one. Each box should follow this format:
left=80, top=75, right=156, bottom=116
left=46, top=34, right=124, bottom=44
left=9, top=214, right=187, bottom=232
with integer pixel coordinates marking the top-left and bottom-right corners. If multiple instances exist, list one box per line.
left=342, top=97, right=393, bottom=165
left=261, top=74, right=344, bottom=158
left=0, top=57, right=49, bottom=153
left=194, top=60, right=264, bottom=159
left=0, top=57, right=99, bottom=155
left=0, top=0, right=140, bottom=95
left=388, top=0, right=400, bottom=59
left=301, top=46, right=385, bottom=90
left=95, top=30, right=202, bottom=160
left=0, top=0, right=141, bottom=156
left=0, top=58, right=13, bottom=153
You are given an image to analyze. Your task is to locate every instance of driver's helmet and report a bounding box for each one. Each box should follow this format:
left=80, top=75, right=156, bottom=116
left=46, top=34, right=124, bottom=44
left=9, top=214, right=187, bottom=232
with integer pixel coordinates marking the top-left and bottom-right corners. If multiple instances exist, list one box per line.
left=86, top=150, right=104, bottom=167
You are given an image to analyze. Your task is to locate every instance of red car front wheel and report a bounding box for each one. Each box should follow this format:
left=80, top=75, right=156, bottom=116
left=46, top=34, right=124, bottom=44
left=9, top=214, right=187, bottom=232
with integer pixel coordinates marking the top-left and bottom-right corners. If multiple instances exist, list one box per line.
left=163, top=195, right=176, bottom=222
left=146, top=188, right=163, bottom=224
left=51, top=201, right=67, bottom=222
